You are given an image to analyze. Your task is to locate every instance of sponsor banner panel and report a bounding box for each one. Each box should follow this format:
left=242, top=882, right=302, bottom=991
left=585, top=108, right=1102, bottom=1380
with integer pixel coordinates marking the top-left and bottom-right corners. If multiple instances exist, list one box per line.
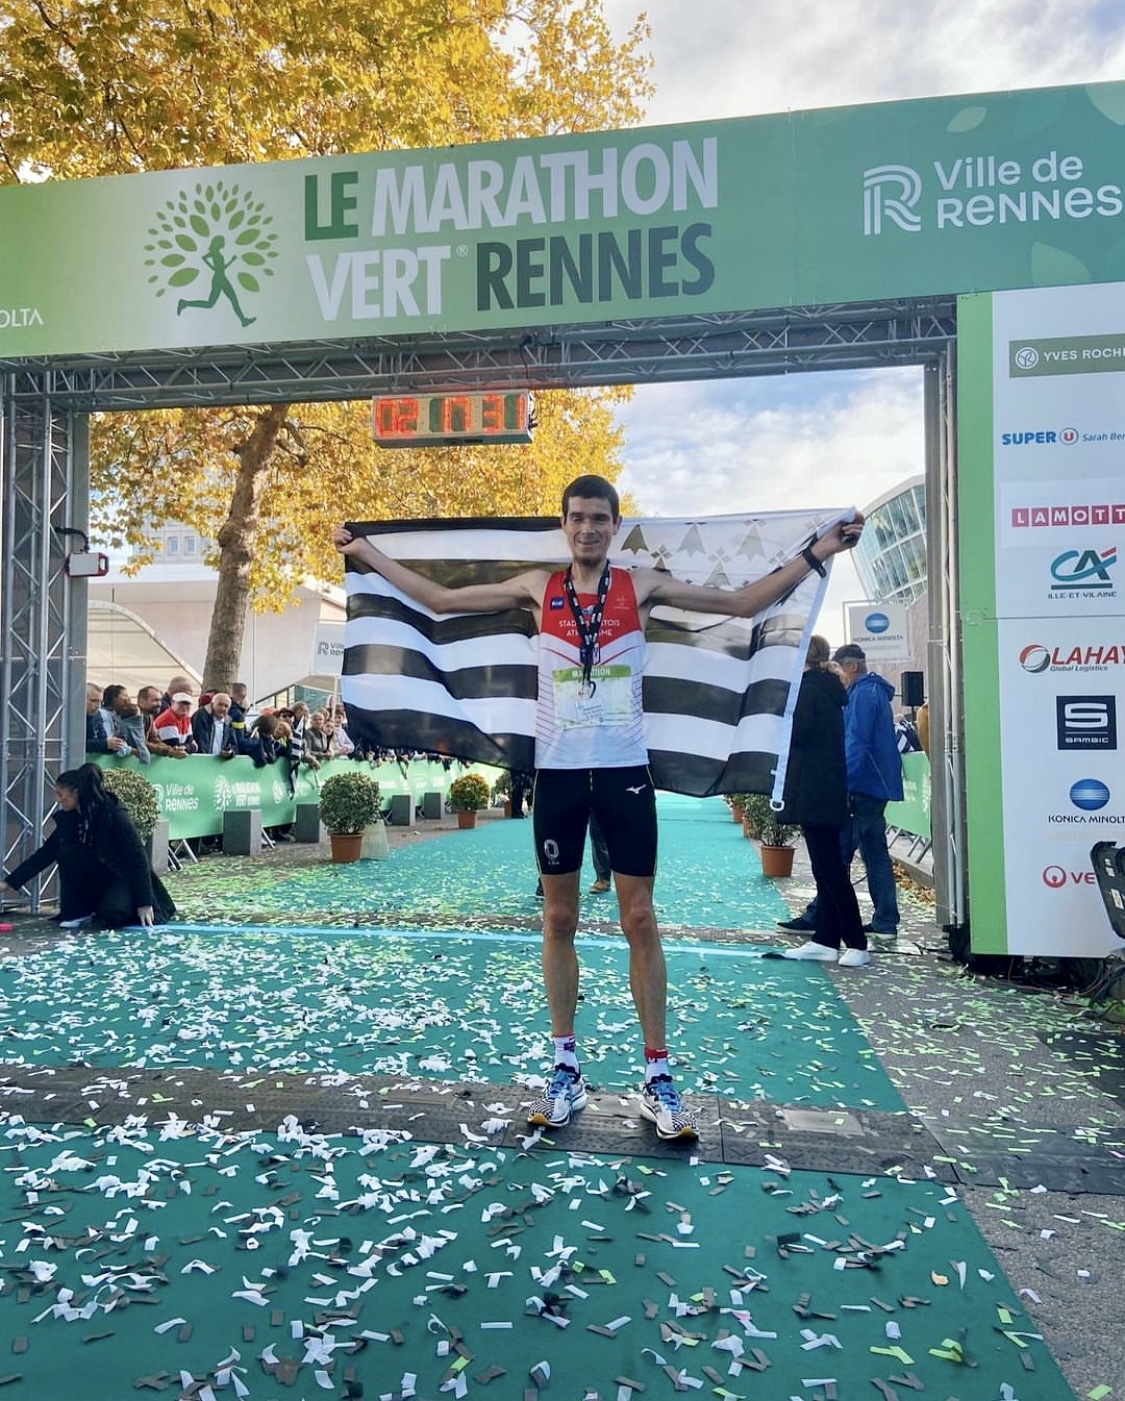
left=3, top=80, right=1125, bottom=357
left=845, top=601, right=911, bottom=662
left=988, top=282, right=1125, bottom=956
left=996, top=619, right=1123, bottom=955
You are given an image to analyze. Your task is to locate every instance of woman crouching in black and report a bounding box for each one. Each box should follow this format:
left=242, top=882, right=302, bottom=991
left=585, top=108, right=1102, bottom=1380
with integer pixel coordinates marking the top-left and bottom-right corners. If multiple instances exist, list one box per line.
left=0, top=764, right=175, bottom=929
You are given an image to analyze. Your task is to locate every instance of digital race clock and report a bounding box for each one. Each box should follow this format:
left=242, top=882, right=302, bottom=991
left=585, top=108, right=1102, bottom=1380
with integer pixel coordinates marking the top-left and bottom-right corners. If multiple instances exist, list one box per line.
left=371, top=390, right=534, bottom=447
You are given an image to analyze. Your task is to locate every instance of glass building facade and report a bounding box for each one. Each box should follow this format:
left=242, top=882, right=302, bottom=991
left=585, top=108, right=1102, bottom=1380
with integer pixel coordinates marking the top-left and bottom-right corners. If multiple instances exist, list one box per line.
left=852, top=475, right=927, bottom=604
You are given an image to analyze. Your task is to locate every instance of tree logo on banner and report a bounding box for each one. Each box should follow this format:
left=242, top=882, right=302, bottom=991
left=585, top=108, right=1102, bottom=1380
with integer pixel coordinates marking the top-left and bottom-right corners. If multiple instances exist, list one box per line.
left=144, top=180, right=278, bottom=328
left=213, top=775, right=234, bottom=812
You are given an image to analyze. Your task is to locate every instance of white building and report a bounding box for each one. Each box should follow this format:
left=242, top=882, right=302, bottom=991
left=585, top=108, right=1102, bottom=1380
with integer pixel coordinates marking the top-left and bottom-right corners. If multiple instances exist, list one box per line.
left=88, top=523, right=346, bottom=701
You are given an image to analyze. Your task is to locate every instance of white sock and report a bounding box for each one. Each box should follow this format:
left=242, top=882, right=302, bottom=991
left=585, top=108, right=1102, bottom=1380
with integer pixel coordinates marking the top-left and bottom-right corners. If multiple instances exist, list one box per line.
left=553, top=1035, right=579, bottom=1074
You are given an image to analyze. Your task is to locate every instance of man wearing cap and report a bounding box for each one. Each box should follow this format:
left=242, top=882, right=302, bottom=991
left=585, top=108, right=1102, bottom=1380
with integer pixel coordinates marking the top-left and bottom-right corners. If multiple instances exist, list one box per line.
left=153, top=692, right=197, bottom=752
left=833, top=643, right=903, bottom=937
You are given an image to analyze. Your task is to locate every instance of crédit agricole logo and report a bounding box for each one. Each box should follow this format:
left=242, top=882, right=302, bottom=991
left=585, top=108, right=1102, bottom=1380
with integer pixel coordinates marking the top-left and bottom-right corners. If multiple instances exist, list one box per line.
left=145, top=179, right=278, bottom=327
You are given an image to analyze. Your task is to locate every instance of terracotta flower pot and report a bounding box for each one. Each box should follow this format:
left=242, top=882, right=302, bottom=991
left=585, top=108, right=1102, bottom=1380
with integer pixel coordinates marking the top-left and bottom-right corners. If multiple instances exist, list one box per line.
left=330, top=832, right=363, bottom=864
left=731, top=804, right=745, bottom=824
left=759, top=843, right=796, bottom=878
left=457, top=810, right=478, bottom=829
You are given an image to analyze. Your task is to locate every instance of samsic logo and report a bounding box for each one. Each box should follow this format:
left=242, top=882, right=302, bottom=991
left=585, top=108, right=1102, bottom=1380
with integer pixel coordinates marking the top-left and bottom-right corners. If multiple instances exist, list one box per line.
left=1019, top=642, right=1125, bottom=674
left=1041, top=864, right=1097, bottom=889
left=1000, top=427, right=1079, bottom=446
left=1057, top=695, right=1118, bottom=750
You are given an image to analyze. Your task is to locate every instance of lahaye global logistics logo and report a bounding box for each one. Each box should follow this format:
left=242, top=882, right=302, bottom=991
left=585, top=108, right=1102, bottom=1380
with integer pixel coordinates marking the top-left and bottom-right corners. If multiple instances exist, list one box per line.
left=145, top=180, right=278, bottom=328
left=1020, top=641, right=1125, bottom=675
left=862, top=146, right=1123, bottom=237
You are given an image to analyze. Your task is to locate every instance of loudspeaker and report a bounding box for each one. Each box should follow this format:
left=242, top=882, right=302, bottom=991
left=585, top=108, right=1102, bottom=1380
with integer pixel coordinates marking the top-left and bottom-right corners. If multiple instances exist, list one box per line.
left=901, top=671, right=925, bottom=707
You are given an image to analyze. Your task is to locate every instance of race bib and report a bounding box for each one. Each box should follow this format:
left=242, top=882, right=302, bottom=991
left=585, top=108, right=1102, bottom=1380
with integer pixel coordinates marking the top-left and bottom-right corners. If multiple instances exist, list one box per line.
left=552, top=664, right=632, bottom=727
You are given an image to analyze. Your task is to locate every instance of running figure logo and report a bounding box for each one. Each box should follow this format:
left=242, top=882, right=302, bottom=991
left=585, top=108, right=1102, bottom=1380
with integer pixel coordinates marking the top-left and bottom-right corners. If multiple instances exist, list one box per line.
left=145, top=179, right=278, bottom=327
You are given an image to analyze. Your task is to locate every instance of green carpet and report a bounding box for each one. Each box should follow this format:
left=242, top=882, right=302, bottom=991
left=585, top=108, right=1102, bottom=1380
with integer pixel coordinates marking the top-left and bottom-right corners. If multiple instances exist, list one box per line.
left=0, top=1118, right=1072, bottom=1399
left=0, top=928, right=901, bottom=1110
left=164, top=795, right=789, bottom=931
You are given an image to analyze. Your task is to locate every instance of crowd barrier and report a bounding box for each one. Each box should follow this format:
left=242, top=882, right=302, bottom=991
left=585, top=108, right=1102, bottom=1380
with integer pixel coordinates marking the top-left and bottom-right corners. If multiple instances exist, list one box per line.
left=885, top=751, right=930, bottom=841
left=89, top=753, right=466, bottom=841
left=92, top=750, right=932, bottom=844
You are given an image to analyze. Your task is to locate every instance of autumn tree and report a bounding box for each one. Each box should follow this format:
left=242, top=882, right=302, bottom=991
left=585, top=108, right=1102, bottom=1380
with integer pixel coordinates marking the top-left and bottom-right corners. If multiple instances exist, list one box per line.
left=0, top=0, right=651, bottom=688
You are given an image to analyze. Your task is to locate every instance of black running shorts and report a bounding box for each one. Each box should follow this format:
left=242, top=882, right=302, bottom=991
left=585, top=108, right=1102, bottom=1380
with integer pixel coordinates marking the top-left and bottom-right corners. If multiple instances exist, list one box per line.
left=532, top=766, right=657, bottom=878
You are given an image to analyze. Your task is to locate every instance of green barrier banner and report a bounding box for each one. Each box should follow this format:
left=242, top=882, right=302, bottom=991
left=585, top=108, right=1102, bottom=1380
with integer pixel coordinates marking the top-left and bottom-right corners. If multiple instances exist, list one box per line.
left=4, top=81, right=1125, bottom=357
left=90, top=754, right=463, bottom=841
left=885, top=751, right=930, bottom=842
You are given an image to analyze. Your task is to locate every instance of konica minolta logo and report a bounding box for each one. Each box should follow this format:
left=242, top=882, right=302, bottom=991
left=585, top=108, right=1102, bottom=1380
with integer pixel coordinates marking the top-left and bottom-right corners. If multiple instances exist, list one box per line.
left=862, top=151, right=1124, bottom=236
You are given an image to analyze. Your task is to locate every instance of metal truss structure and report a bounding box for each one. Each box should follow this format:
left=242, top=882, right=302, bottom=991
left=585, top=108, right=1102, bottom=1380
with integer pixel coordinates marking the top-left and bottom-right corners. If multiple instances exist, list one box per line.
left=0, top=298, right=963, bottom=921
left=1, top=378, right=88, bottom=902
left=5, top=300, right=955, bottom=410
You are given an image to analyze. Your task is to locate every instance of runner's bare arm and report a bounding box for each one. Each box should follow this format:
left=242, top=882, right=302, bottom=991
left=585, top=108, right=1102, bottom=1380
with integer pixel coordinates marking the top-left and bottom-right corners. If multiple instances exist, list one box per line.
left=333, top=526, right=547, bottom=615
left=634, top=515, right=864, bottom=618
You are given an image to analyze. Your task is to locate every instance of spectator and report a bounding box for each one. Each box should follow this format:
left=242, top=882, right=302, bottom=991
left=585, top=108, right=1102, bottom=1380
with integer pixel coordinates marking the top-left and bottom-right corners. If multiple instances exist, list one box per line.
left=229, top=682, right=252, bottom=744
left=191, top=692, right=237, bottom=757
left=137, top=686, right=189, bottom=760
left=85, top=683, right=127, bottom=755
left=100, top=684, right=151, bottom=764
left=1, top=763, right=175, bottom=928
left=779, top=644, right=904, bottom=940
left=895, top=713, right=922, bottom=754
left=306, top=709, right=333, bottom=760
left=153, top=692, right=196, bottom=752
left=780, top=635, right=869, bottom=966
left=834, top=643, right=903, bottom=938
left=916, top=701, right=930, bottom=758
left=243, top=713, right=282, bottom=768
left=160, top=675, right=195, bottom=712
left=328, top=704, right=355, bottom=757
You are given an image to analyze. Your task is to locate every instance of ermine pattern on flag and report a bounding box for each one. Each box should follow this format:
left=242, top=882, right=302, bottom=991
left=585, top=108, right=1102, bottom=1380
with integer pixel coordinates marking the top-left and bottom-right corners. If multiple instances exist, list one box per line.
left=342, top=510, right=843, bottom=799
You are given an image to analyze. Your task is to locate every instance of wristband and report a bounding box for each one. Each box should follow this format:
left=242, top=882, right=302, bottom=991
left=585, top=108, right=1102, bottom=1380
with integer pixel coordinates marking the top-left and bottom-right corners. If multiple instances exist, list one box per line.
left=801, top=543, right=827, bottom=577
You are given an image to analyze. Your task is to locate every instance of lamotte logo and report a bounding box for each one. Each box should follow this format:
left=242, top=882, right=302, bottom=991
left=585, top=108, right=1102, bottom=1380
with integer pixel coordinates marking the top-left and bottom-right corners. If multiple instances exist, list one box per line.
left=1000, top=427, right=1079, bottom=446
left=145, top=179, right=278, bottom=328
left=1020, top=642, right=1125, bottom=675
left=862, top=149, right=1124, bottom=237
left=865, top=612, right=890, bottom=633
left=1011, top=500, right=1125, bottom=529
left=1056, top=695, right=1117, bottom=750
left=1049, top=546, right=1117, bottom=597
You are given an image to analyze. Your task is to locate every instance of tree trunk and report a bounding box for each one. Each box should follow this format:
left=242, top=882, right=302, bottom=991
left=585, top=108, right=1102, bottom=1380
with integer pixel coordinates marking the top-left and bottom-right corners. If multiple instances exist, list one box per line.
left=202, top=403, right=289, bottom=691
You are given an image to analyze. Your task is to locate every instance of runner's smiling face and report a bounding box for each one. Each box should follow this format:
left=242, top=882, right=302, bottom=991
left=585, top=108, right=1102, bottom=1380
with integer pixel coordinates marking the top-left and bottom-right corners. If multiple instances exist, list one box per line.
left=562, top=496, right=619, bottom=571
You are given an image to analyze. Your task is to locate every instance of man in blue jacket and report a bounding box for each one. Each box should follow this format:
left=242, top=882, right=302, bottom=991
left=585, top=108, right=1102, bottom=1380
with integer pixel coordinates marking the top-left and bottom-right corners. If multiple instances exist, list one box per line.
left=833, top=643, right=903, bottom=936
left=779, top=643, right=903, bottom=938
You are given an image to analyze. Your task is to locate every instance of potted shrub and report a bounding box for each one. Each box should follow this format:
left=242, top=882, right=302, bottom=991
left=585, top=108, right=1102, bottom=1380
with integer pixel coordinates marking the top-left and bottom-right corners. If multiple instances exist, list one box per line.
left=725, top=792, right=748, bottom=825
left=741, top=794, right=800, bottom=877
left=448, top=772, right=491, bottom=829
left=318, top=770, right=382, bottom=863
left=492, top=769, right=513, bottom=816
left=100, top=766, right=160, bottom=843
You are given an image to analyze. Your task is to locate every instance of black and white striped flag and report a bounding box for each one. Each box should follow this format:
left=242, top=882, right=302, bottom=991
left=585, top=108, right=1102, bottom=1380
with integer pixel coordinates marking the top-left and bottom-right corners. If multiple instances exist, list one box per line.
left=341, top=509, right=846, bottom=799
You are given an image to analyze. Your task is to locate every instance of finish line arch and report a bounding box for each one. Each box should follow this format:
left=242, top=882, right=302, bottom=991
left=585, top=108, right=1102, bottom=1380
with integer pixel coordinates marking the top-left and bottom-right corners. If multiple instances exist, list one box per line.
left=4, top=78, right=1124, bottom=956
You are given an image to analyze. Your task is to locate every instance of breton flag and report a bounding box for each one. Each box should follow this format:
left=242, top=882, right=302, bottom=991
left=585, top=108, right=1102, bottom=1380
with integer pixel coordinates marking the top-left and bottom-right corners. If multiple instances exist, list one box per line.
left=341, top=508, right=850, bottom=800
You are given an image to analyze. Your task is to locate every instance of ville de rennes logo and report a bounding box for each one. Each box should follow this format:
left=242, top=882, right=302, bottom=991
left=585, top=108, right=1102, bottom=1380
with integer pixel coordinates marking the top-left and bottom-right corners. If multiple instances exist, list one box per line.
left=144, top=180, right=278, bottom=328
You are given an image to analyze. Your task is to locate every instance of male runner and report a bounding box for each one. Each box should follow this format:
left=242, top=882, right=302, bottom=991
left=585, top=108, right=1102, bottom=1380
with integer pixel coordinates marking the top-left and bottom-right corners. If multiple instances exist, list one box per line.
left=334, top=476, right=862, bottom=1140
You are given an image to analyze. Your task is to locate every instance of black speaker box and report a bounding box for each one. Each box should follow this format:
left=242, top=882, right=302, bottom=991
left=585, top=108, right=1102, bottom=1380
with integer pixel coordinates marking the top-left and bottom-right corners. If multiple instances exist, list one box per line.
left=901, top=671, right=925, bottom=707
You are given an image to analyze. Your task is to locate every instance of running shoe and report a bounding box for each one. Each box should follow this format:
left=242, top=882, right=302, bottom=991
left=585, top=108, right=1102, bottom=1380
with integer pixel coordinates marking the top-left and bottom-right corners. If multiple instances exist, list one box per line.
left=638, top=1075, right=698, bottom=1141
left=782, top=941, right=838, bottom=961
left=838, top=948, right=872, bottom=967
left=526, top=1065, right=588, bottom=1128
left=57, top=914, right=94, bottom=930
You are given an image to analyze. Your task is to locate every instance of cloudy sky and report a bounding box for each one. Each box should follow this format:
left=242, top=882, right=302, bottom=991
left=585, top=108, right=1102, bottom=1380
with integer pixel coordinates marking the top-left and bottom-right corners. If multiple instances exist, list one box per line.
left=601, top=0, right=1125, bottom=637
